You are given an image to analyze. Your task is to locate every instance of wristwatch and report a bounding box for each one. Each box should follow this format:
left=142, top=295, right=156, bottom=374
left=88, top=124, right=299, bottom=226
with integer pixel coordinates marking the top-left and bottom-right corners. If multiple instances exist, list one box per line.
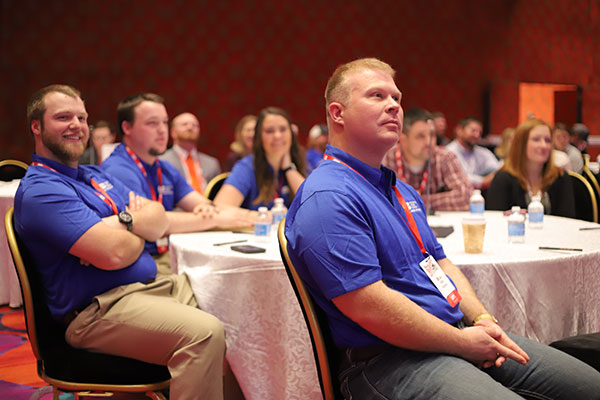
left=281, top=163, right=297, bottom=174
left=118, top=211, right=133, bottom=231
left=473, top=313, right=498, bottom=325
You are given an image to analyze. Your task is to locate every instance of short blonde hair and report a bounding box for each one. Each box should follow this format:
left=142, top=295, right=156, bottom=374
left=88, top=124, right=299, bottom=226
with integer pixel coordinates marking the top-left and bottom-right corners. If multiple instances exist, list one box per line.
left=324, top=58, right=396, bottom=110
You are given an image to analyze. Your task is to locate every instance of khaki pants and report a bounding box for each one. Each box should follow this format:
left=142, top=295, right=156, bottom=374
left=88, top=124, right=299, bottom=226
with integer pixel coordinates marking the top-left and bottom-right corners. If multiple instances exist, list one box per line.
left=65, top=274, right=225, bottom=400
left=153, top=251, right=172, bottom=277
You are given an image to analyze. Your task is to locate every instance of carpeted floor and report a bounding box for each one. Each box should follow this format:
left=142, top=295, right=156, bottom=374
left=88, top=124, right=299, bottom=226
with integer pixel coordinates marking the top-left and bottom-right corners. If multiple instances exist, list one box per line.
left=0, top=305, right=243, bottom=399
left=0, top=305, right=46, bottom=400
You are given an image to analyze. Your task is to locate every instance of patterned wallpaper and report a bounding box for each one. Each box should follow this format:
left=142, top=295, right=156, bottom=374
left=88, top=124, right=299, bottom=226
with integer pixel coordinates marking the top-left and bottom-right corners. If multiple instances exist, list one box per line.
left=1, top=0, right=599, bottom=164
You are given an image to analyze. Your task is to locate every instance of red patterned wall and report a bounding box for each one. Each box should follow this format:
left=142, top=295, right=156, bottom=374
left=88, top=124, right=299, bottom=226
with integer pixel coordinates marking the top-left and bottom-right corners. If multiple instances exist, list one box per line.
left=1, top=0, right=599, bottom=165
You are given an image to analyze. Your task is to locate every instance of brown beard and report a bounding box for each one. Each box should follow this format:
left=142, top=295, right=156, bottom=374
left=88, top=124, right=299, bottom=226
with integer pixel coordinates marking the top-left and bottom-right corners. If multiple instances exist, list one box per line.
left=42, top=131, right=88, bottom=164
left=176, top=129, right=199, bottom=142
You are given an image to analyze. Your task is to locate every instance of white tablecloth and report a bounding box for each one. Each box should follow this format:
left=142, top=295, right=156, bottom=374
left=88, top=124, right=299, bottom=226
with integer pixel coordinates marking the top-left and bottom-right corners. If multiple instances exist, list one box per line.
left=0, top=179, right=21, bottom=308
left=170, top=212, right=600, bottom=399
left=169, top=231, right=321, bottom=400
left=429, top=211, right=600, bottom=344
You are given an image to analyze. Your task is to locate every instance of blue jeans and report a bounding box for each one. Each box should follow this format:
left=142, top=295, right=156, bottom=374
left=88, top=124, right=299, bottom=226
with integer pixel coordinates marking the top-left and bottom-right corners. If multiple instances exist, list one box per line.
left=339, top=333, right=600, bottom=399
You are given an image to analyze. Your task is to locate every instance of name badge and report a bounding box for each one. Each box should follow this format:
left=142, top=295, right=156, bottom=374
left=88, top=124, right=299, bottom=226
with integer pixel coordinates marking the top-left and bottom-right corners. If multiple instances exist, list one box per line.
left=419, top=254, right=461, bottom=307
left=156, top=237, right=169, bottom=254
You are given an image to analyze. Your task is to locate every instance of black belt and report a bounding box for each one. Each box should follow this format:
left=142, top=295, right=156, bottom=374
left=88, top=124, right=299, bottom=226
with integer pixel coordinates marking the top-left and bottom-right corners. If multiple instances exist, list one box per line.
left=342, top=319, right=466, bottom=363
left=343, top=344, right=391, bottom=363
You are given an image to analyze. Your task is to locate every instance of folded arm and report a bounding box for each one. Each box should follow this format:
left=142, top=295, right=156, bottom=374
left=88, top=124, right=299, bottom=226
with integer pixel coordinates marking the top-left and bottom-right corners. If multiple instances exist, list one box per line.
left=69, top=192, right=168, bottom=270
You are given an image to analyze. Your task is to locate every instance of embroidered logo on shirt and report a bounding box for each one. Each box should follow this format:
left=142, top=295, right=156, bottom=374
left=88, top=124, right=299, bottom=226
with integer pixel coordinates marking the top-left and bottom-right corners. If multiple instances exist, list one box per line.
left=407, top=200, right=422, bottom=213
left=98, top=180, right=114, bottom=192
left=159, top=185, right=174, bottom=196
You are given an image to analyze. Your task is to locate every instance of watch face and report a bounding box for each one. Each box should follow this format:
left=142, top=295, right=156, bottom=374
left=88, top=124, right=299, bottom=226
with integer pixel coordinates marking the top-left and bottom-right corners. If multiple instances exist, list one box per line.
left=119, top=211, right=132, bottom=224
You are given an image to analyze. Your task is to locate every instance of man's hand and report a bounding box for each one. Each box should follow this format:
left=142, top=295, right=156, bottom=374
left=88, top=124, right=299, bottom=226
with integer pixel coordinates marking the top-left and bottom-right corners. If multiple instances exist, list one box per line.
left=192, top=202, right=219, bottom=218
left=474, top=319, right=530, bottom=368
left=456, top=324, right=529, bottom=369
left=126, top=191, right=150, bottom=212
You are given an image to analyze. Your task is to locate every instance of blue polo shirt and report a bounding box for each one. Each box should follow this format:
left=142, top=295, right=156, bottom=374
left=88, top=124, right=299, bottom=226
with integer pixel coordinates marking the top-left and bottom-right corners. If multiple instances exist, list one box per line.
left=305, top=148, right=324, bottom=173
left=14, top=155, right=157, bottom=322
left=224, top=154, right=292, bottom=210
left=285, top=145, right=463, bottom=348
left=102, top=143, right=194, bottom=254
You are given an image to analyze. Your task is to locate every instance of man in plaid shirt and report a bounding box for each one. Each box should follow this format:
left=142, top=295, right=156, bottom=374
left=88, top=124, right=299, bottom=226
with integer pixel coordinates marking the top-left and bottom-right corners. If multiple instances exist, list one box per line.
left=383, top=108, right=472, bottom=211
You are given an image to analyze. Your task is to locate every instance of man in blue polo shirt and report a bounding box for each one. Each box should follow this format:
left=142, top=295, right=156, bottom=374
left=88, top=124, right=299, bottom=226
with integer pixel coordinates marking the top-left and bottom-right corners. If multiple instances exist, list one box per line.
left=285, top=59, right=600, bottom=399
left=16, top=85, right=226, bottom=400
left=102, top=93, right=254, bottom=273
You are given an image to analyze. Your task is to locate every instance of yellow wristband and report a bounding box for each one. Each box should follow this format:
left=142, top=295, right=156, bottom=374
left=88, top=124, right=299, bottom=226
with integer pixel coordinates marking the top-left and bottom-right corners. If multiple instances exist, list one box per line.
left=473, top=313, right=498, bottom=325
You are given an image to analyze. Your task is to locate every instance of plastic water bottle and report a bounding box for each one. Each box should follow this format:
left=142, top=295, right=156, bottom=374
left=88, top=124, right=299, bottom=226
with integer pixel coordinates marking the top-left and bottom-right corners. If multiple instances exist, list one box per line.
left=254, top=206, right=272, bottom=241
left=469, top=189, right=485, bottom=214
left=508, top=206, right=525, bottom=243
left=271, top=198, right=287, bottom=229
left=528, top=195, right=544, bottom=229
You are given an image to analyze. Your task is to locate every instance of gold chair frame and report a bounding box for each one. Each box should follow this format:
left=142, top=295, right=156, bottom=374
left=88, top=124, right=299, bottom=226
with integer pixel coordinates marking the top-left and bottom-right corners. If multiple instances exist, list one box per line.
left=204, top=172, right=230, bottom=200
left=278, top=218, right=340, bottom=400
left=5, top=207, right=169, bottom=400
left=568, top=171, right=598, bottom=223
left=0, top=159, right=29, bottom=170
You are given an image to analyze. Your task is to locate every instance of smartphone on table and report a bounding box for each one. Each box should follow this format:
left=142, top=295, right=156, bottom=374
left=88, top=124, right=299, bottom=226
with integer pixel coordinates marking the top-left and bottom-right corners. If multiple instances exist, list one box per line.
left=231, top=244, right=266, bottom=254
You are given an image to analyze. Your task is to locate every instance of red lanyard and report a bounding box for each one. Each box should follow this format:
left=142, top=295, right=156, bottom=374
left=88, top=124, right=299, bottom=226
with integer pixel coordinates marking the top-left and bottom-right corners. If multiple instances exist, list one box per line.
left=323, top=154, right=428, bottom=255
left=90, top=179, right=119, bottom=215
left=32, top=162, right=119, bottom=215
left=395, top=148, right=428, bottom=195
left=125, top=145, right=163, bottom=203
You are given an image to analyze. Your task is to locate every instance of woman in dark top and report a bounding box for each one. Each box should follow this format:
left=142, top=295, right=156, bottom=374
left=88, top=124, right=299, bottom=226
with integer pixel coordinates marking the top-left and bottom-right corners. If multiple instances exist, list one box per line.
left=487, top=119, right=576, bottom=218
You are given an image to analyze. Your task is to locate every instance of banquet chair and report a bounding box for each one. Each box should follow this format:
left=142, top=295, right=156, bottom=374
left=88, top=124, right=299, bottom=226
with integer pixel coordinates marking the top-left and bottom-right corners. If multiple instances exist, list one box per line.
left=568, top=171, right=598, bottom=223
left=4, top=207, right=170, bottom=400
left=277, top=219, right=343, bottom=400
left=550, top=332, right=600, bottom=372
left=581, top=159, right=600, bottom=218
left=204, top=172, right=230, bottom=200
left=0, top=159, right=28, bottom=181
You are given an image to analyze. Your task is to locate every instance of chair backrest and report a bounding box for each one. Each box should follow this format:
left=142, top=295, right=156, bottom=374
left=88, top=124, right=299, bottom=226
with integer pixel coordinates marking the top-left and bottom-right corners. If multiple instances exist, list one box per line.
left=0, top=159, right=28, bottom=181
left=277, top=218, right=341, bottom=400
left=5, top=207, right=171, bottom=387
left=4, top=206, right=65, bottom=363
left=582, top=166, right=600, bottom=215
left=568, top=171, right=598, bottom=223
left=204, top=172, right=230, bottom=200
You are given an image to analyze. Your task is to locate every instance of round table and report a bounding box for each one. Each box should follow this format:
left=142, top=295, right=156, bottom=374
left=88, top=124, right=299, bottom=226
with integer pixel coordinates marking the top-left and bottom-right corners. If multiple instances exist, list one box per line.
left=169, top=212, right=600, bottom=399
left=429, top=211, right=600, bottom=344
left=169, top=230, right=321, bottom=400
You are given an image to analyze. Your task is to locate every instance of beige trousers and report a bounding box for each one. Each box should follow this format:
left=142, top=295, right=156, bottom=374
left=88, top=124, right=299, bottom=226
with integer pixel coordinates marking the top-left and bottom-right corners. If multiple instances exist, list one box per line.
left=153, top=251, right=173, bottom=277
left=65, top=274, right=225, bottom=400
